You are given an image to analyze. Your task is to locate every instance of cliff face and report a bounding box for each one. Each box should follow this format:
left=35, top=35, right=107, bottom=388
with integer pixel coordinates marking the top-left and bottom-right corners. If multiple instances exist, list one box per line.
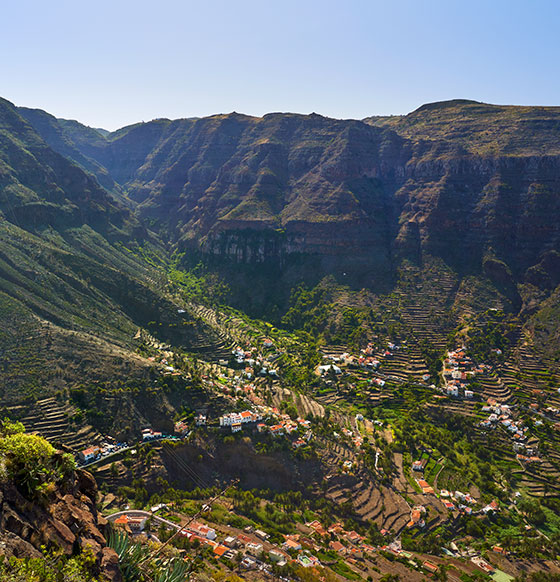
left=0, top=466, right=121, bottom=581
left=19, top=100, right=560, bottom=294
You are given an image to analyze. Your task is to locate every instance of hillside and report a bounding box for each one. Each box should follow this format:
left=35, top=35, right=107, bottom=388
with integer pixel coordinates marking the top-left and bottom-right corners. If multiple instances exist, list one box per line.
left=20, top=101, right=560, bottom=294
left=0, top=98, right=226, bottom=418
left=2, top=96, right=560, bottom=581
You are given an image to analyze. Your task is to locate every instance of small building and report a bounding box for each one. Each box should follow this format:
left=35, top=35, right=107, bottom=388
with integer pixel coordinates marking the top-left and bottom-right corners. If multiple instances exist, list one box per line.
left=318, top=364, right=342, bottom=375
left=142, top=428, right=162, bottom=441
left=189, top=522, right=216, bottom=540
left=423, top=561, right=439, bottom=574
left=246, top=542, right=263, bottom=556
left=213, top=545, right=229, bottom=558
left=298, top=554, right=320, bottom=568
left=282, top=538, right=302, bottom=551
left=447, top=386, right=459, bottom=397
left=241, top=556, right=257, bottom=569
left=345, top=531, right=363, bottom=545
left=79, top=446, right=101, bottom=463
left=329, top=540, right=346, bottom=554
left=174, top=420, right=189, bottom=435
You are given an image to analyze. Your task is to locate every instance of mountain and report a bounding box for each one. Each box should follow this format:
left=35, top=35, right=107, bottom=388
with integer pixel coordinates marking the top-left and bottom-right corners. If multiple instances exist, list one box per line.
left=20, top=101, right=560, bottom=297
left=0, top=98, right=209, bottom=410
left=4, top=97, right=560, bottom=581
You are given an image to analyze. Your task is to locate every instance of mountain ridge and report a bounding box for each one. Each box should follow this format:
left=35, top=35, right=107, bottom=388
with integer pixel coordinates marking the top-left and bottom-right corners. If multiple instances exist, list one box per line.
left=19, top=99, right=560, bottom=283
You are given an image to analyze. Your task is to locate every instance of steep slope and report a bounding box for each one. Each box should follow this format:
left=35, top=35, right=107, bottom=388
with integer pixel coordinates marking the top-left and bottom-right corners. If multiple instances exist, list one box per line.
left=24, top=111, right=408, bottom=286
left=17, top=106, right=122, bottom=195
left=368, top=100, right=560, bottom=279
left=25, top=102, right=560, bottom=294
left=0, top=98, right=208, bottom=408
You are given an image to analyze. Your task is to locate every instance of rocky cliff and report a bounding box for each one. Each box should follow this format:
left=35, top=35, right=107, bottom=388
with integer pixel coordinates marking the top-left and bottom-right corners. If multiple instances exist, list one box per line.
left=20, top=100, right=560, bottom=294
left=0, top=445, right=121, bottom=581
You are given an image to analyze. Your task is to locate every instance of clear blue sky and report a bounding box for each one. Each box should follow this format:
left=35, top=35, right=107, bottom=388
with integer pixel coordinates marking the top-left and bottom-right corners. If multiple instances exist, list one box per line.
left=2, top=0, right=559, bottom=130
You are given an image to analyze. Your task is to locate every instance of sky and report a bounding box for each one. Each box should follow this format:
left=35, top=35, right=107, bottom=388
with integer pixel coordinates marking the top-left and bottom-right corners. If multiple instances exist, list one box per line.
left=1, top=0, right=559, bottom=130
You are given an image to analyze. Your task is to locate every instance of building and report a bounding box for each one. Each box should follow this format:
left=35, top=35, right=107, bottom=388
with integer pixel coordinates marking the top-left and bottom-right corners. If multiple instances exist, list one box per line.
left=283, top=538, right=302, bottom=551
left=246, top=542, right=263, bottom=556
left=345, top=531, right=363, bottom=545
left=79, top=446, right=101, bottom=463
left=298, top=554, right=320, bottom=568
left=174, top=420, right=189, bottom=435
left=142, top=428, right=162, bottom=441
left=189, top=522, right=216, bottom=540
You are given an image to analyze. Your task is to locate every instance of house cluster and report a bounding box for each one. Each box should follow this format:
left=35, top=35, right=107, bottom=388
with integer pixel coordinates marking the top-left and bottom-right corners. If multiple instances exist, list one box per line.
left=438, top=490, right=499, bottom=516
left=231, top=346, right=278, bottom=378
left=407, top=505, right=426, bottom=528
left=217, top=402, right=315, bottom=445
left=352, top=341, right=402, bottom=370
left=442, top=490, right=477, bottom=514
left=340, top=426, right=363, bottom=449
left=172, top=523, right=326, bottom=573
left=257, top=414, right=312, bottom=441
left=479, top=400, right=528, bottom=442
left=219, top=410, right=262, bottom=432
left=442, top=347, right=487, bottom=398
left=303, top=520, right=377, bottom=564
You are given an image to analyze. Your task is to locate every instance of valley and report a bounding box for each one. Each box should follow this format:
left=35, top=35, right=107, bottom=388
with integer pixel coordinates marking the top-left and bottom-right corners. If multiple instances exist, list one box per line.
left=0, top=96, right=559, bottom=582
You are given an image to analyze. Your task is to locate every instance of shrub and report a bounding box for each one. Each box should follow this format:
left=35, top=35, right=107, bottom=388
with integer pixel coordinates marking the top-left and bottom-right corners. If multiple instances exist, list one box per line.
left=0, top=426, right=75, bottom=498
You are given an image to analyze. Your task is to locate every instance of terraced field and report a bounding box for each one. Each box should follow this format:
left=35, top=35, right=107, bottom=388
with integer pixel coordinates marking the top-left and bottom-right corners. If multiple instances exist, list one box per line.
left=20, top=397, right=103, bottom=452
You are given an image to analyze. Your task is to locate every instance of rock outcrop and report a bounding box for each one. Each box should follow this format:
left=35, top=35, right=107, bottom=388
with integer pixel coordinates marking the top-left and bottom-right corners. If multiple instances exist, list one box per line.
left=0, top=466, right=122, bottom=581
left=20, top=100, right=560, bottom=292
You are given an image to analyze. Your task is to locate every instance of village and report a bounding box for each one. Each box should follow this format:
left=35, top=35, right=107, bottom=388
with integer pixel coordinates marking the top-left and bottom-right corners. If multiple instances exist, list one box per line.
left=64, top=327, right=560, bottom=581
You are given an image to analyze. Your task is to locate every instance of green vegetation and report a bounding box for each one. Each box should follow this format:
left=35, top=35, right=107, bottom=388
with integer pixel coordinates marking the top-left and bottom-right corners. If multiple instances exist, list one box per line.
left=0, top=418, right=75, bottom=498
left=0, top=549, right=101, bottom=582
left=107, top=528, right=189, bottom=582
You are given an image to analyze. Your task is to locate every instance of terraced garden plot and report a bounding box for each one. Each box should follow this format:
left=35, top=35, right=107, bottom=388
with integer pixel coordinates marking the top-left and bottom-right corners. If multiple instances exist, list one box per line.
left=324, top=468, right=411, bottom=533
left=21, top=396, right=103, bottom=452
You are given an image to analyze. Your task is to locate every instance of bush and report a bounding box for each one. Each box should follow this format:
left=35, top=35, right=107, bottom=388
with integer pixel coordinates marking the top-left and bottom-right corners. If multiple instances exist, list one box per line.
left=0, top=430, right=75, bottom=498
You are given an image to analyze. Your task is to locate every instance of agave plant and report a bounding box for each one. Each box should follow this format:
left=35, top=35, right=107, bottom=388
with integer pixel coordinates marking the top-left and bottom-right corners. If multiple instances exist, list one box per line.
left=107, top=528, right=189, bottom=582
left=107, top=528, right=150, bottom=581
left=152, top=558, right=189, bottom=582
